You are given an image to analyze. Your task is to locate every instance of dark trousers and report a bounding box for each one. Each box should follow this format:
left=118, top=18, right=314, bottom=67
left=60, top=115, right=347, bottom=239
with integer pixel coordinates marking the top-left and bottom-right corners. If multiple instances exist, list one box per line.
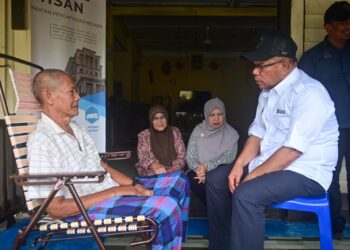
left=328, top=128, right=350, bottom=233
left=207, top=164, right=233, bottom=250
left=187, top=164, right=233, bottom=250
left=231, top=170, right=324, bottom=250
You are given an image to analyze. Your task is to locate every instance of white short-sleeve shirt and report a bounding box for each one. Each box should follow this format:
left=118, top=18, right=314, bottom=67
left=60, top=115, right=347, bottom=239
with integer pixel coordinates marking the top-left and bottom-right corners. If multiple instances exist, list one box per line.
left=248, top=68, right=339, bottom=190
left=27, top=113, right=117, bottom=199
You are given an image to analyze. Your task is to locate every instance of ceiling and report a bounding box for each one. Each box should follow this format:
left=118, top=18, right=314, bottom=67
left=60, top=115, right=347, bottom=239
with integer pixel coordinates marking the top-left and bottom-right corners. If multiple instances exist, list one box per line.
left=107, top=0, right=280, bottom=55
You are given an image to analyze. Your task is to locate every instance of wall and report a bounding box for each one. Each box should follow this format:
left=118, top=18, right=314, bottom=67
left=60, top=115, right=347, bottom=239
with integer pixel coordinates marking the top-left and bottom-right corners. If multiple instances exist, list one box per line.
left=304, top=0, right=332, bottom=51
left=0, top=0, right=32, bottom=116
left=138, top=54, right=259, bottom=139
left=107, top=32, right=260, bottom=146
left=107, top=17, right=141, bottom=102
left=108, top=0, right=346, bottom=160
left=106, top=7, right=278, bottom=147
left=106, top=16, right=145, bottom=147
left=290, top=0, right=333, bottom=56
left=0, top=0, right=31, bottom=222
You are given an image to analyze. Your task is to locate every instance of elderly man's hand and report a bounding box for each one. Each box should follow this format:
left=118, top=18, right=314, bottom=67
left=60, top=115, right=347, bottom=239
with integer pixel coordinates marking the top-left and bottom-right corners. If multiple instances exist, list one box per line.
left=135, top=184, right=153, bottom=196
left=110, top=185, right=152, bottom=196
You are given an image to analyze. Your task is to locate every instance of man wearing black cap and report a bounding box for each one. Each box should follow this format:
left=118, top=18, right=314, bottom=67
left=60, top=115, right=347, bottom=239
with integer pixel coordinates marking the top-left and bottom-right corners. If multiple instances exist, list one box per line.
left=299, top=1, right=350, bottom=238
left=227, top=31, right=339, bottom=250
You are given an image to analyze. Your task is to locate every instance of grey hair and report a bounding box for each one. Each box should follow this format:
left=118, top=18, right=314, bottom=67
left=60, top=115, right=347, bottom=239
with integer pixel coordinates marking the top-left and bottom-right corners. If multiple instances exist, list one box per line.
left=32, top=69, right=71, bottom=104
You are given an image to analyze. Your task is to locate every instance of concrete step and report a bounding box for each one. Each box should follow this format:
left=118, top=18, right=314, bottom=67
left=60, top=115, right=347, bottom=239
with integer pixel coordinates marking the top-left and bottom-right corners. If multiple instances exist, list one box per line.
left=105, top=236, right=350, bottom=249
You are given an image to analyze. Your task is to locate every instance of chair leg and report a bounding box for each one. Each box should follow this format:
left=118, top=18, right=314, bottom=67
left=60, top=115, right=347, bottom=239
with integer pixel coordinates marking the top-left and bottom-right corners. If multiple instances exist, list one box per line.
left=316, top=206, right=333, bottom=250
left=12, top=188, right=60, bottom=250
left=66, top=182, right=105, bottom=250
left=34, top=230, right=58, bottom=249
left=12, top=230, right=24, bottom=250
left=37, top=234, right=52, bottom=250
left=146, top=243, right=152, bottom=250
left=135, top=232, right=151, bottom=250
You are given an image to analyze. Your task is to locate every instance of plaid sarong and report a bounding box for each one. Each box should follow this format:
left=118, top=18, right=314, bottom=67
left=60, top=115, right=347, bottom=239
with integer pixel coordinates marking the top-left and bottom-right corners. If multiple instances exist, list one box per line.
left=136, top=170, right=191, bottom=240
left=65, top=170, right=190, bottom=250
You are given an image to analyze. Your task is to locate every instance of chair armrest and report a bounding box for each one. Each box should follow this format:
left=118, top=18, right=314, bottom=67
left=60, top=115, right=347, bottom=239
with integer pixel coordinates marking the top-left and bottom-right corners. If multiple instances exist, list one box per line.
left=99, top=151, right=131, bottom=161
left=9, top=171, right=106, bottom=186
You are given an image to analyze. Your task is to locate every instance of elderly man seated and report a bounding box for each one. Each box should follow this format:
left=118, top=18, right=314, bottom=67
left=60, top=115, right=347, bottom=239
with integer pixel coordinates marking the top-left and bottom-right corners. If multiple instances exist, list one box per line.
left=27, top=69, right=190, bottom=250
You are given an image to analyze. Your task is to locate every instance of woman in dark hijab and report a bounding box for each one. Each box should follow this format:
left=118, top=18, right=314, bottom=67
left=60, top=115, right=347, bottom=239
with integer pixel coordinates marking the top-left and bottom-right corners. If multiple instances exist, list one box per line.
left=135, top=105, right=190, bottom=241
left=136, top=105, right=186, bottom=176
left=186, top=97, right=239, bottom=250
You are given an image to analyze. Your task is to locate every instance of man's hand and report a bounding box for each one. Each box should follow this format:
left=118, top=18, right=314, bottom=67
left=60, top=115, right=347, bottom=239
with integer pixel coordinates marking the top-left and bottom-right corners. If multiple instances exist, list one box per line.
left=228, top=164, right=244, bottom=193
left=195, top=164, right=208, bottom=184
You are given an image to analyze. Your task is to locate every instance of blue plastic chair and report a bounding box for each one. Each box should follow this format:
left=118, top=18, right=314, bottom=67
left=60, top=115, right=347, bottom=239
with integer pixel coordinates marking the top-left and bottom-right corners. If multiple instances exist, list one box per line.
left=270, top=193, right=333, bottom=250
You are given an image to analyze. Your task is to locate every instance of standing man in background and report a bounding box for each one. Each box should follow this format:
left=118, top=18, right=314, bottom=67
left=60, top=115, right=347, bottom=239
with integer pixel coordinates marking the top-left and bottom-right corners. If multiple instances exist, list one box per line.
left=299, top=1, right=350, bottom=238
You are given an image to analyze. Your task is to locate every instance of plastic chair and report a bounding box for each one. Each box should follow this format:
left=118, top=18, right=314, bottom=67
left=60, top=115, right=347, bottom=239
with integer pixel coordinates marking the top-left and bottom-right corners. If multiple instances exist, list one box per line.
left=269, top=193, right=333, bottom=250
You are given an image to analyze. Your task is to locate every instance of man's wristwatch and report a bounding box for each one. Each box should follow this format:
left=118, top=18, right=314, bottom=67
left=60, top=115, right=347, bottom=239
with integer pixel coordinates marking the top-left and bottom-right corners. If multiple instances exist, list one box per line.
left=131, top=178, right=141, bottom=187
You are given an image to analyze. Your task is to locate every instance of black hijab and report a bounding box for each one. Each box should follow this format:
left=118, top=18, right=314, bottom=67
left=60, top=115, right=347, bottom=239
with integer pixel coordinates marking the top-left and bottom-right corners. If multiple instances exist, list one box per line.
left=149, top=105, right=177, bottom=167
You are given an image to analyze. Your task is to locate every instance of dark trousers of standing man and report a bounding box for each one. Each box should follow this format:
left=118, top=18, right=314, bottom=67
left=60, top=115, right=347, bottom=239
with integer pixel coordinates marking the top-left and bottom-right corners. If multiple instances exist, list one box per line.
left=328, top=128, right=350, bottom=235
left=206, top=163, right=233, bottom=250
left=231, top=170, right=325, bottom=250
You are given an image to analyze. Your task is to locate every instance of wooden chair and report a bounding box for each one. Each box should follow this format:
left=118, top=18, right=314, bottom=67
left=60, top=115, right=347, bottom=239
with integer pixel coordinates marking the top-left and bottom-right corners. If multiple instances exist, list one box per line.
left=0, top=56, right=158, bottom=250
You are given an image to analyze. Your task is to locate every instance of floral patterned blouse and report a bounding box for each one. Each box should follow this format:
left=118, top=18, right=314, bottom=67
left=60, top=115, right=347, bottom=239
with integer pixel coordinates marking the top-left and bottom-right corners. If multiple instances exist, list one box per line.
left=135, top=126, right=186, bottom=176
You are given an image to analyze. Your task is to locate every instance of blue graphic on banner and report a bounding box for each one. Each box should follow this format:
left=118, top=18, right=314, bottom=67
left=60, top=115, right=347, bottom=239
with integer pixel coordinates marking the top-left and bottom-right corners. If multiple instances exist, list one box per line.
left=85, top=106, right=99, bottom=124
left=78, top=92, right=106, bottom=116
left=73, top=91, right=106, bottom=151
left=81, top=92, right=106, bottom=107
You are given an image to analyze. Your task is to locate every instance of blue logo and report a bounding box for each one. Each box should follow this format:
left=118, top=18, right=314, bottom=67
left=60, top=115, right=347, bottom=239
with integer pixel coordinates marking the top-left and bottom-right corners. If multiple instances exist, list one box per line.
left=85, top=106, right=99, bottom=124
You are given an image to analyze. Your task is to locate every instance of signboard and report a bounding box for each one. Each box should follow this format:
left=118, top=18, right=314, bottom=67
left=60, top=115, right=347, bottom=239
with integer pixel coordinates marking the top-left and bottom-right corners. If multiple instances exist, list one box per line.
left=31, top=0, right=106, bottom=151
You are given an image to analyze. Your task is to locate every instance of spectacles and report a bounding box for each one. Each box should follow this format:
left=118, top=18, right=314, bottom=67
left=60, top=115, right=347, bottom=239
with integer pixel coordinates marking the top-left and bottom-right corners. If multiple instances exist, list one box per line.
left=153, top=116, right=166, bottom=121
left=253, top=60, right=283, bottom=70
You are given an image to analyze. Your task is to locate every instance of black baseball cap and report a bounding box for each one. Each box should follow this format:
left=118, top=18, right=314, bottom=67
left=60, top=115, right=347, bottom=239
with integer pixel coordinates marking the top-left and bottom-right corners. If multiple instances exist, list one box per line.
left=242, top=31, right=297, bottom=62
left=324, top=1, right=350, bottom=24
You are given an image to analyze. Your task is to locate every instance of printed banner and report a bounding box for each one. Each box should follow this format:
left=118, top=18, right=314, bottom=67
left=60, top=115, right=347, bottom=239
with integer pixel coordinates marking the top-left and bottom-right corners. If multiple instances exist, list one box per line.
left=31, top=0, right=106, bottom=151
